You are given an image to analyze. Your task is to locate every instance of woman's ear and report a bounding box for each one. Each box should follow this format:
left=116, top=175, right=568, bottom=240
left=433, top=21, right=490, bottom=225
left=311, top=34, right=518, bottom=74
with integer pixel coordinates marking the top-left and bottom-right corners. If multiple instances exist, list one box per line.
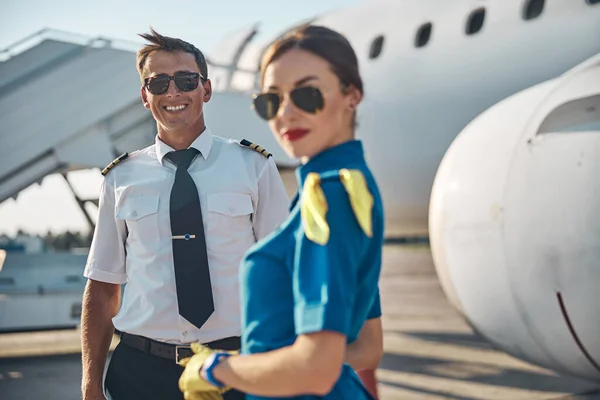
left=346, top=85, right=363, bottom=110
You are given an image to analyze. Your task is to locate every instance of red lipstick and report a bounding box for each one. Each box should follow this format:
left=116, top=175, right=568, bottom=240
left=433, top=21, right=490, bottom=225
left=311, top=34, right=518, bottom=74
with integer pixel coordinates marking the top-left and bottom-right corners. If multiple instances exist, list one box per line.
left=282, top=128, right=310, bottom=142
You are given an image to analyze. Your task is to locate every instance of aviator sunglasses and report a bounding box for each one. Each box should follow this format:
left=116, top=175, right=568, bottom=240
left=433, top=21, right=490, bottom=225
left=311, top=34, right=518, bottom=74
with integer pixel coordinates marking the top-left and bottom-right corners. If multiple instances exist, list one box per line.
left=143, top=72, right=204, bottom=95
left=252, top=86, right=325, bottom=121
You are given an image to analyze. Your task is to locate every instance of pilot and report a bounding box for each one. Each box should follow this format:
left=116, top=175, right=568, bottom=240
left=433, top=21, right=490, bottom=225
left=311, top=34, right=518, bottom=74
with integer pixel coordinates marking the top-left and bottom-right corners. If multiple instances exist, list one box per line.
left=80, top=29, right=290, bottom=400
left=178, top=25, right=384, bottom=400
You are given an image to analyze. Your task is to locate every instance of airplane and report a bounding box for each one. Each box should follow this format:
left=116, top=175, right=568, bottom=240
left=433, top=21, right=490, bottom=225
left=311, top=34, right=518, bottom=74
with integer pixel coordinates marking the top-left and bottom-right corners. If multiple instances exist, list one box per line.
left=429, top=51, right=600, bottom=383
left=0, top=0, right=599, bottom=385
left=203, top=0, right=600, bottom=237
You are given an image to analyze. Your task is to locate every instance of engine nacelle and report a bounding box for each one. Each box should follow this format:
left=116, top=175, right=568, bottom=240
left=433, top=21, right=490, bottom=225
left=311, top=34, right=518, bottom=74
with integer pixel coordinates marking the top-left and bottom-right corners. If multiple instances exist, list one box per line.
left=429, top=53, right=600, bottom=382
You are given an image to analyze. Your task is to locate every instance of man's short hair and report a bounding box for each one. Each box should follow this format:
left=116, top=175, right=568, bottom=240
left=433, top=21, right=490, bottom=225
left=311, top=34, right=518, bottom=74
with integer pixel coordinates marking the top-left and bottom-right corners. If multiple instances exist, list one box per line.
left=136, top=28, right=208, bottom=81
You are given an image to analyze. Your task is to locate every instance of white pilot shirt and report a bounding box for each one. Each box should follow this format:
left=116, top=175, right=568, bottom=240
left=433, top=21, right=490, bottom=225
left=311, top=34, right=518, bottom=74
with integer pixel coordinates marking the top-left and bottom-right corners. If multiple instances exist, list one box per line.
left=83, top=127, right=290, bottom=344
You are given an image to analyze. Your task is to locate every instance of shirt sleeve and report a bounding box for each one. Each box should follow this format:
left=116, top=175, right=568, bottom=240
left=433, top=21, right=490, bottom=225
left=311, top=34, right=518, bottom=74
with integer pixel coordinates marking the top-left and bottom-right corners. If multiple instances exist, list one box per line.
left=293, top=180, right=368, bottom=336
left=367, top=288, right=382, bottom=319
left=83, top=173, right=128, bottom=284
left=252, top=157, right=290, bottom=241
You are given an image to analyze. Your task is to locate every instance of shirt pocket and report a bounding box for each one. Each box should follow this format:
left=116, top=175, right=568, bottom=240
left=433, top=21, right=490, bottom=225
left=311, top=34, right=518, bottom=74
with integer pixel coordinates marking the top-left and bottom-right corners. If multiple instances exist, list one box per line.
left=115, top=195, right=160, bottom=244
left=206, top=193, right=254, bottom=252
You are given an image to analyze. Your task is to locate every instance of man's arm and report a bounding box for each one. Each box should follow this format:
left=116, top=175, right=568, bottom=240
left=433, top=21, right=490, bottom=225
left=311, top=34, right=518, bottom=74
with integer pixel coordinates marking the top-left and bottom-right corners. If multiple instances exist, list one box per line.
left=252, top=157, right=290, bottom=240
left=81, top=280, right=121, bottom=398
left=80, top=173, right=128, bottom=399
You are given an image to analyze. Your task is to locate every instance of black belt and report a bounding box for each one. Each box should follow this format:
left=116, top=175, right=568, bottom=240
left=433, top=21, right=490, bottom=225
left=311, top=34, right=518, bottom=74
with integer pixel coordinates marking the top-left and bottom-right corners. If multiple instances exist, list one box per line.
left=120, top=332, right=241, bottom=364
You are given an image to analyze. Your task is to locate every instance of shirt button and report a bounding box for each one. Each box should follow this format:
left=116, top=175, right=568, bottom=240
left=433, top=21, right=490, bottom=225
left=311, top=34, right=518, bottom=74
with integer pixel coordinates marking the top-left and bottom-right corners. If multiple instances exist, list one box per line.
left=130, top=211, right=137, bottom=218
left=182, top=331, right=188, bottom=336
left=229, top=207, right=235, bottom=213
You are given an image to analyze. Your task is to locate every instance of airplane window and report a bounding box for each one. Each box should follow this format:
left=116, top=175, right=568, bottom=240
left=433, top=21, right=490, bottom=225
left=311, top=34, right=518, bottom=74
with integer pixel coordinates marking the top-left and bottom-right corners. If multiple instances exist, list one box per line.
left=523, top=0, right=545, bottom=20
left=466, top=8, right=486, bottom=35
left=586, top=0, right=600, bottom=4
left=415, top=23, right=433, bottom=48
left=369, top=35, right=385, bottom=59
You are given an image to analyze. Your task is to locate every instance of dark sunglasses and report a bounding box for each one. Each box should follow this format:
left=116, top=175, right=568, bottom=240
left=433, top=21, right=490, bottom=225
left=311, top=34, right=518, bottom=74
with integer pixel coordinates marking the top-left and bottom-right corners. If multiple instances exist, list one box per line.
left=143, top=72, right=203, bottom=95
left=252, top=86, right=324, bottom=121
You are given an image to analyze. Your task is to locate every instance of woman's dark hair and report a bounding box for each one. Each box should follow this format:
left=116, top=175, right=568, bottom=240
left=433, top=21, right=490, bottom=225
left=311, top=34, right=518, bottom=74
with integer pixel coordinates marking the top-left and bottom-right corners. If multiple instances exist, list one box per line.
left=260, top=25, right=363, bottom=97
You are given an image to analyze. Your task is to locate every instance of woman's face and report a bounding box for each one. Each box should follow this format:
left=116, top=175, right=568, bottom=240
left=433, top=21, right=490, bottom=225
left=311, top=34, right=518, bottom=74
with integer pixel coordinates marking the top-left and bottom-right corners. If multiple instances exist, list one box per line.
left=259, top=48, right=360, bottom=161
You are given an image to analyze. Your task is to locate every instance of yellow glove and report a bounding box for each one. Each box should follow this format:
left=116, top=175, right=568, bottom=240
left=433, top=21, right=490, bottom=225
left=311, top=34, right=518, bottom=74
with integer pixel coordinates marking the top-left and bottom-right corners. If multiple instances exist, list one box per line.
left=178, top=342, right=237, bottom=399
left=182, top=390, right=223, bottom=400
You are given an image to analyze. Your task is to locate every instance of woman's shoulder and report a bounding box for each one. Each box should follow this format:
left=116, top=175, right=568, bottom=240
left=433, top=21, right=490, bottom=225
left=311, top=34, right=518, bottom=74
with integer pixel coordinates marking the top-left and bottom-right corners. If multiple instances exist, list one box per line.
left=300, top=168, right=375, bottom=246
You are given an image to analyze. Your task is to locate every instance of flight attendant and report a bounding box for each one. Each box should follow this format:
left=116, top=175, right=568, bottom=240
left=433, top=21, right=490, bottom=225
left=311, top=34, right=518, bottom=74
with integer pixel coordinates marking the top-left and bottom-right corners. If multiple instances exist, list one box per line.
left=179, top=25, right=384, bottom=400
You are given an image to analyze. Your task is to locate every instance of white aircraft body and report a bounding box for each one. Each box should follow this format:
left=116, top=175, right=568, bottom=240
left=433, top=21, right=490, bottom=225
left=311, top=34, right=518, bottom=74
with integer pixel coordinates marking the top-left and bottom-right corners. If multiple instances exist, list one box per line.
left=430, top=51, right=600, bottom=383
left=205, top=0, right=600, bottom=236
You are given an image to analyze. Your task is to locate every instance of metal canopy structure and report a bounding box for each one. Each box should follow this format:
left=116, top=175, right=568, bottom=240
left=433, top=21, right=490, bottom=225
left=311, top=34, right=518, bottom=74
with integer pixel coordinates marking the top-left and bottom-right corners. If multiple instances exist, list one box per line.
left=0, top=30, right=157, bottom=208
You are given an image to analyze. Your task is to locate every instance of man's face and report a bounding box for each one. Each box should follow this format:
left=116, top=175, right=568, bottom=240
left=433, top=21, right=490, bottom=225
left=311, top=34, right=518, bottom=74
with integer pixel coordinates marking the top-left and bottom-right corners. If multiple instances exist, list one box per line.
left=140, top=50, right=211, bottom=134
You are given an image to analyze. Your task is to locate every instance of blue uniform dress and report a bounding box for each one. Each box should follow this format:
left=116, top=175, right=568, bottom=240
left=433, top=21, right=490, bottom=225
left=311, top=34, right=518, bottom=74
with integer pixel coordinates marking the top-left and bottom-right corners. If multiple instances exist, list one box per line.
left=239, top=140, right=384, bottom=400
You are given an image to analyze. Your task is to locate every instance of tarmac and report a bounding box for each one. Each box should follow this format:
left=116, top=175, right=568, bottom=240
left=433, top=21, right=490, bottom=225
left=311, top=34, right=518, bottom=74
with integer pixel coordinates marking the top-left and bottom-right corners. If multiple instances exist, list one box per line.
left=0, top=245, right=599, bottom=399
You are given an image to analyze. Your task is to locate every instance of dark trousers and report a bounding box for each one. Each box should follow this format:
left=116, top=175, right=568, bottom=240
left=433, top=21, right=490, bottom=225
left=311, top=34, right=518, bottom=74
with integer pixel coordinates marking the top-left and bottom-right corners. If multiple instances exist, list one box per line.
left=105, top=342, right=245, bottom=400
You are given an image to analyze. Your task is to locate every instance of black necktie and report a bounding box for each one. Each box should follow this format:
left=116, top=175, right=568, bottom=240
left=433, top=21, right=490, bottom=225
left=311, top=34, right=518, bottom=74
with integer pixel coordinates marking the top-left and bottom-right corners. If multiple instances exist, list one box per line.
left=165, top=148, right=214, bottom=329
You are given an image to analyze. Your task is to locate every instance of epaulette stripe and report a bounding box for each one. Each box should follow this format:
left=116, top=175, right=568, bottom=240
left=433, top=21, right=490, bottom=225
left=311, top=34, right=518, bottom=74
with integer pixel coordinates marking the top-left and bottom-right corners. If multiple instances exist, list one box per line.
left=253, top=144, right=270, bottom=157
left=239, top=139, right=272, bottom=158
left=101, top=152, right=129, bottom=176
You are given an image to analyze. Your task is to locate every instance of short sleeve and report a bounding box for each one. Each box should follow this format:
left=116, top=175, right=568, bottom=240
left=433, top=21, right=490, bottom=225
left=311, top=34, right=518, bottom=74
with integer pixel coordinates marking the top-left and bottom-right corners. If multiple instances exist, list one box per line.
left=83, top=173, right=128, bottom=284
left=293, top=180, right=368, bottom=336
left=252, top=157, right=290, bottom=240
left=367, top=288, right=381, bottom=319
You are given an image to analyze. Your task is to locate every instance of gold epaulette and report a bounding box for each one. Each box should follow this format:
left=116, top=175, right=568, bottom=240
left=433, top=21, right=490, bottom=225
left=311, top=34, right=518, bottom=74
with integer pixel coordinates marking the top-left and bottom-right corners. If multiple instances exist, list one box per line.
left=301, top=173, right=330, bottom=245
left=339, top=169, right=374, bottom=238
left=101, top=152, right=129, bottom=176
left=239, top=139, right=272, bottom=158
left=300, top=169, right=373, bottom=246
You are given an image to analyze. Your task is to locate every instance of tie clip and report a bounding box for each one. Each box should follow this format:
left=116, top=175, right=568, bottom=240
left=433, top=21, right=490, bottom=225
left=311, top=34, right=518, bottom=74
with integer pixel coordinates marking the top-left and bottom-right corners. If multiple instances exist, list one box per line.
left=172, top=234, right=196, bottom=240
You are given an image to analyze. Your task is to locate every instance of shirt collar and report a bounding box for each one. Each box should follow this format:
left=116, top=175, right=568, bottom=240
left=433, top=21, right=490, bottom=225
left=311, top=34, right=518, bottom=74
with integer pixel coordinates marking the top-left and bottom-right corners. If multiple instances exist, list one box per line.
left=295, top=140, right=365, bottom=189
left=155, top=126, right=214, bottom=165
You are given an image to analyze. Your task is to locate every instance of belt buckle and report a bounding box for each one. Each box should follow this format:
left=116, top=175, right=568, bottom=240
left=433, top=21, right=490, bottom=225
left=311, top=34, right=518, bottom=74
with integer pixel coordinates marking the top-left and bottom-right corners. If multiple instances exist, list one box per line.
left=175, top=345, right=194, bottom=365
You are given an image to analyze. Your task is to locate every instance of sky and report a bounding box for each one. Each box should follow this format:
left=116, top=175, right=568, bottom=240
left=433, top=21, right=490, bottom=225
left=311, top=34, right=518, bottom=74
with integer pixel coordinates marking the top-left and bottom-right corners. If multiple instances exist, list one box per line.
left=0, top=0, right=362, bottom=236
